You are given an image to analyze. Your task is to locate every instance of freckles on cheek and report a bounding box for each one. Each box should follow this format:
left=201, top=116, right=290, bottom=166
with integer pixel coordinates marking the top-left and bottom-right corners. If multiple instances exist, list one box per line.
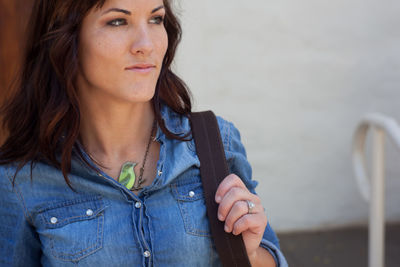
left=86, top=38, right=117, bottom=70
left=80, top=39, right=112, bottom=84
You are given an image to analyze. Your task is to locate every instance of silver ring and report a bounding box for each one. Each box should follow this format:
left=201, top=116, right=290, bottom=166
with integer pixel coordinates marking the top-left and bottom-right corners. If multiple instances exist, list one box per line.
left=246, top=200, right=255, bottom=214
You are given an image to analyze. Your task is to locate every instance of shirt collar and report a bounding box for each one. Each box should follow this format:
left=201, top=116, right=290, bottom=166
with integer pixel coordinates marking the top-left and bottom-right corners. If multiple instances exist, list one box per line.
left=154, top=103, right=189, bottom=142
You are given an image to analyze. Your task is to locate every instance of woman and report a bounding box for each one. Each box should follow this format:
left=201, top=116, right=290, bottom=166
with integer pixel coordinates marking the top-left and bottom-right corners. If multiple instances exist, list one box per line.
left=0, top=0, right=287, bottom=266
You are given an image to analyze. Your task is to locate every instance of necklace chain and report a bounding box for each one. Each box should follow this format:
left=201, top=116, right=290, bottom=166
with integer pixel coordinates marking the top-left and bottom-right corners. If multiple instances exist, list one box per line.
left=130, top=119, right=157, bottom=191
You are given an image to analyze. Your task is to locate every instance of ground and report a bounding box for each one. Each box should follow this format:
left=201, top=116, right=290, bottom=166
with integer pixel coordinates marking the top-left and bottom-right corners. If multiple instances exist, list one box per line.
left=278, top=223, right=400, bottom=267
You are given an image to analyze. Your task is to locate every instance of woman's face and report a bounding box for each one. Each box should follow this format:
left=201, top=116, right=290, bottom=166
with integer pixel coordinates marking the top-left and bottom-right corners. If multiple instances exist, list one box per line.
left=77, top=0, right=168, bottom=104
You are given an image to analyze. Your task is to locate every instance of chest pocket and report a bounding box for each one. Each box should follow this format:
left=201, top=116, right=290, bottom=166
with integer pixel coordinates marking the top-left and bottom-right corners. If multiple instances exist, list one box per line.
left=37, top=195, right=107, bottom=262
left=171, top=178, right=212, bottom=237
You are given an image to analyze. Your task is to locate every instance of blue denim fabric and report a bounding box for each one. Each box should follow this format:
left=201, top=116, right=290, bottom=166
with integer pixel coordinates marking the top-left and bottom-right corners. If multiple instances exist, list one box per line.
left=0, top=104, right=288, bottom=267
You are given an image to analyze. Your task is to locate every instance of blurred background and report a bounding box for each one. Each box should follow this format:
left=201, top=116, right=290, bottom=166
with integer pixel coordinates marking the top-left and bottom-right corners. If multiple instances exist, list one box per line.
left=173, top=0, right=400, bottom=266
left=1, top=0, right=399, bottom=266
left=175, top=0, right=400, bottom=232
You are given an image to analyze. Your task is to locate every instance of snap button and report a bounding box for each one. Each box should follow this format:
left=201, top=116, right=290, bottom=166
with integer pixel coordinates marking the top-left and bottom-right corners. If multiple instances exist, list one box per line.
left=188, top=191, right=195, bottom=198
left=135, top=202, right=142, bottom=208
left=50, top=217, right=58, bottom=224
left=143, top=250, right=151, bottom=258
left=86, top=209, right=94, bottom=216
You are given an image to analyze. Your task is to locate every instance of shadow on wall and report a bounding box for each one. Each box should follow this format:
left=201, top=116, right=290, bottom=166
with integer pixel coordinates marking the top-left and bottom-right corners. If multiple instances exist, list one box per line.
left=0, top=0, right=33, bottom=143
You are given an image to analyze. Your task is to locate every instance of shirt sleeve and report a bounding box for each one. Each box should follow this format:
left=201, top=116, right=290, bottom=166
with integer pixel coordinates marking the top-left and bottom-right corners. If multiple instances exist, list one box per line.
left=0, top=167, right=42, bottom=267
left=218, top=118, right=288, bottom=267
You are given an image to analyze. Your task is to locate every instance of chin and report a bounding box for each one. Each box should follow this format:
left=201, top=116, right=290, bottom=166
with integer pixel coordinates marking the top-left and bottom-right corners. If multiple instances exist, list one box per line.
left=112, top=81, right=157, bottom=102
left=125, top=90, right=156, bottom=104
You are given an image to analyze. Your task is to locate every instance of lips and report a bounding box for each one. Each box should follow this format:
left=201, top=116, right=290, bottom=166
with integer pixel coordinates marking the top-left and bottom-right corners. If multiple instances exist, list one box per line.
left=125, top=63, right=156, bottom=71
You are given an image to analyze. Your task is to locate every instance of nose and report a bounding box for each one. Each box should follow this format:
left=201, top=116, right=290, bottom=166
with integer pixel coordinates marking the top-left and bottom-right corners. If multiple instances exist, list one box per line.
left=130, top=24, right=153, bottom=56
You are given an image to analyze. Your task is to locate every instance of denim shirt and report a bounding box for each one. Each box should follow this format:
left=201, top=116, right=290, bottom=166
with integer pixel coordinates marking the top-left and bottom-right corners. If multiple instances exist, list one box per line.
left=0, top=105, right=288, bottom=267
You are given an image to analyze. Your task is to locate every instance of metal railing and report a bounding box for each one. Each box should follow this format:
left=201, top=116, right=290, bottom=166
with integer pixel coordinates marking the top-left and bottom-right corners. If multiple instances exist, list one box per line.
left=352, top=113, right=400, bottom=267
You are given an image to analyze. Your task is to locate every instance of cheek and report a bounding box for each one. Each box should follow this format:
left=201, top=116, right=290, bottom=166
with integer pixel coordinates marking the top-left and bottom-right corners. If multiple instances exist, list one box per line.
left=79, top=35, right=124, bottom=83
left=157, top=30, right=169, bottom=59
left=81, top=35, right=119, bottom=67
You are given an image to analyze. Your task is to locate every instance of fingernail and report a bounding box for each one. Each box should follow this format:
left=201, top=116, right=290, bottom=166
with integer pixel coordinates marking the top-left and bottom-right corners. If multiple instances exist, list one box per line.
left=215, top=196, right=221, bottom=203
left=218, top=213, right=224, bottom=221
left=224, top=225, right=230, bottom=232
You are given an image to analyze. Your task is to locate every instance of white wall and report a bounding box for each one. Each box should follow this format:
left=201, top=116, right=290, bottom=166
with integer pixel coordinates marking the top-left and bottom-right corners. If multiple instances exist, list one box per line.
left=173, top=0, right=400, bottom=232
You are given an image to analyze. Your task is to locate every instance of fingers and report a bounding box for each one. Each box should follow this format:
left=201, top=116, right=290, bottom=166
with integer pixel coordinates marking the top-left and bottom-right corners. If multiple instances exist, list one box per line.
left=215, top=174, right=247, bottom=203
left=215, top=174, right=267, bottom=237
left=225, top=200, right=266, bottom=234
left=215, top=174, right=268, bottom=257
left=230, top=213, right=267, bottom=236
left=217, top=186, right=261, bottom=221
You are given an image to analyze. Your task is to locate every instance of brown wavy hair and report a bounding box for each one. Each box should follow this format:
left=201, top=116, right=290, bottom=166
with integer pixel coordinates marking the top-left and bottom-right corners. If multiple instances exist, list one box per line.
left=0, top=0, right=192, bottom=187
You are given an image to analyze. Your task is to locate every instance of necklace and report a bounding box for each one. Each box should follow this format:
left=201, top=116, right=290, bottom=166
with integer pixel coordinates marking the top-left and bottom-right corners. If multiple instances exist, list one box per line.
left=118, top=119, right=157, bottom=191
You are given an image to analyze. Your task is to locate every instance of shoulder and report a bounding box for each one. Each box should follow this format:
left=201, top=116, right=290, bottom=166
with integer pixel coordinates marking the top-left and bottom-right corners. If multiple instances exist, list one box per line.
left=0, top=160, right=55, bottom=186
left=189, top=110, right=250, bottom=170
left=215, top=114, right=257, bottom=191
left=0, top=164, right=14, bottom=189
left=161, top=104, right=245, bottom=153
left=215, top=115, right=244, bottom=154
left=0, top=163, right=22, bottom=183
left=0, top=162, right=32, bottom=192
left=161, top=106, right=257, bottom=189
left=0, top=163, right=32, bottom=221
left=160, top=104, right=245, bottom=154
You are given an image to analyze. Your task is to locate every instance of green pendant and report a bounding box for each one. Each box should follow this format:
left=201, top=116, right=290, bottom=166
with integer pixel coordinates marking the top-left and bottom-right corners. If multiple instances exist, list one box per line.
left=118, top=162, right=137, bottom=190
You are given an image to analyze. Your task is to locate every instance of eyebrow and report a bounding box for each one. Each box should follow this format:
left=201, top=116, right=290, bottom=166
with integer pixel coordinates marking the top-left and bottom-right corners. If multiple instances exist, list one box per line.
left=102, top=5, right=165, bottom=16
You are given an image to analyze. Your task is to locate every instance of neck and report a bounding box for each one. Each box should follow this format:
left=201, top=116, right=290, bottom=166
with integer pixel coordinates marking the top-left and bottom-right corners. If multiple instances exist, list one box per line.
left=79, top=99, right=155, bottom=164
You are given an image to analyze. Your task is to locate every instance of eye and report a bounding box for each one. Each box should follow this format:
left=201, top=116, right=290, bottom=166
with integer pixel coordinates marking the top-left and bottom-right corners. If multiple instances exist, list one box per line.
left=149, top=16, right=164, bottom=25
left=107, top=18, right=127, bottom=27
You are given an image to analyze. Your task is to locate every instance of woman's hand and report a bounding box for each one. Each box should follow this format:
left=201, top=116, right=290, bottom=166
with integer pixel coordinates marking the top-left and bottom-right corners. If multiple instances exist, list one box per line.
left=215, top=174, right=275, bottom=266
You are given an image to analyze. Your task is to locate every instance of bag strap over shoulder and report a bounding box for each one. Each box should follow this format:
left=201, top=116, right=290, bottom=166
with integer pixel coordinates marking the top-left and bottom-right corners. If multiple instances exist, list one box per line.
left=190, top=111, right=251, bottom=267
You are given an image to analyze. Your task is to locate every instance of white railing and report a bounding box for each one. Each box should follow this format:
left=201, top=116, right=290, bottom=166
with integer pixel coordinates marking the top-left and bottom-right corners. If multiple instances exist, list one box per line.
left=352, top=113, right=400, bottom=267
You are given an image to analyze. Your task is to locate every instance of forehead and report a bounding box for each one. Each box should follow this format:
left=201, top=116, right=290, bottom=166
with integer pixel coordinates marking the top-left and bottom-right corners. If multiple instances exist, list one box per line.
left=84, top=0, right=165, bottom=24
left=97, top=0, right=164, bottom=11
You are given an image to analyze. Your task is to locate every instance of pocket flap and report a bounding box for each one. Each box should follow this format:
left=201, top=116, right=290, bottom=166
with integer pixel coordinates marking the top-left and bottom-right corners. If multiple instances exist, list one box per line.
left=38, top=195, right=106, bottom=229
left=172, top=181, right=205, bottom=201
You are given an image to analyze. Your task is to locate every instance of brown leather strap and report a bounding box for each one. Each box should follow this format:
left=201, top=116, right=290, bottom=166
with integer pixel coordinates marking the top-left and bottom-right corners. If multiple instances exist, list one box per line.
left=190, top=111, right=251, bottom=267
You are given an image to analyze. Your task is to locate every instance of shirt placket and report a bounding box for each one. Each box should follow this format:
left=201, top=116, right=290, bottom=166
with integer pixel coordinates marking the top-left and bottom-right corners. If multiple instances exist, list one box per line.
left=133, top=198, right=153, bottom=267
left=134, top=139, right=166, bottom=267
